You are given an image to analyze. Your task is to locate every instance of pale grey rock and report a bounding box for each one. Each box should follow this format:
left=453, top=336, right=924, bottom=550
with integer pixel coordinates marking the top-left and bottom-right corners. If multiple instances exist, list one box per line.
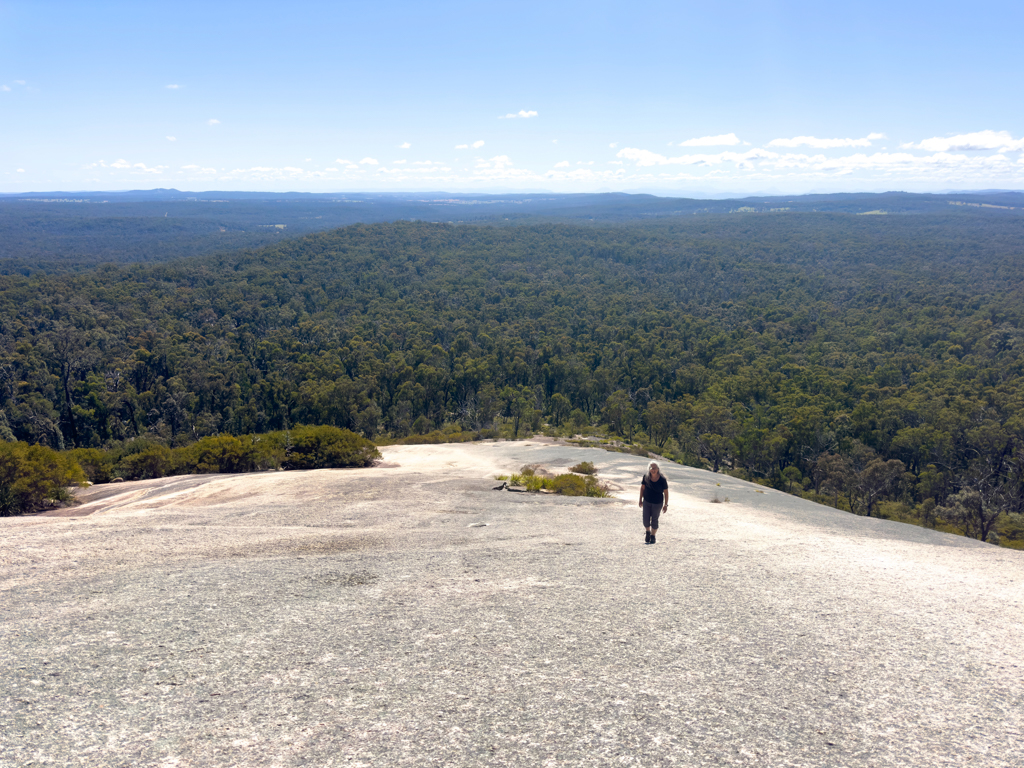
left=1, top=441, right=1022, bottom=767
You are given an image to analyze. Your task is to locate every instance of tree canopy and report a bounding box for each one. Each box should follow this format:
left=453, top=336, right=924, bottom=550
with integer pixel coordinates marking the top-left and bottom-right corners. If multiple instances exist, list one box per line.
left=2, top=213, right=1023, bottom=543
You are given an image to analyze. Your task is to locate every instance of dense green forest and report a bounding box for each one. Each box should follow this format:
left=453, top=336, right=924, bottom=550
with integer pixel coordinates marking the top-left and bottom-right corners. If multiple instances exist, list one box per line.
left=2, top=211, right=1024, bottom=544
left=3, top=190, right=1021, bottom=271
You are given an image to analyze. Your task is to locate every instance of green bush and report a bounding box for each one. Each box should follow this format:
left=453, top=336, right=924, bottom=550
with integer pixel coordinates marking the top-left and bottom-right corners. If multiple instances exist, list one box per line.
left=524, top=474, right=548, bottom=492
left=67, top=447, right=115, bottom=484
left=570, top=461, right=596, bottom=475
left=13, top=427, right=381, bottom=492
left=397, top=429, right=476, bottom=445
left=117, top=445, right=173, bottom=480
left=174, top=434, right=283, bottom=474
left=280, top=425, right=381, bottom=469
left=552, top=474, right=587, bottom=496
left=0, top=441, right=86, bottom=515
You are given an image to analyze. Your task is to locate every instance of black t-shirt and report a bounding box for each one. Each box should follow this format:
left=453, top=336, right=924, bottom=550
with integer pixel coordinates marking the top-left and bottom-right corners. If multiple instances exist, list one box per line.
left=641, top=473, right=668, bottom=504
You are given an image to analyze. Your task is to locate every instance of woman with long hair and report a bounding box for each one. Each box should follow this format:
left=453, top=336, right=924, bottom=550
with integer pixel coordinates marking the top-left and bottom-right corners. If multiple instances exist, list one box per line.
left=639, top=460, right=669, bottom=545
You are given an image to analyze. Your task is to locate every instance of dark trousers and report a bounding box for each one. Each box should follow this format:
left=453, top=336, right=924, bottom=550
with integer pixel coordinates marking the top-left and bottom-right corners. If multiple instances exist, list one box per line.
left=642, top=501, right=662, bottom=530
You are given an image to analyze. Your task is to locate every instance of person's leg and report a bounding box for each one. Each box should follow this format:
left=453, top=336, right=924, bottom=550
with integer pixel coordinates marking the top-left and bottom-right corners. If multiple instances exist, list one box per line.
left=649, top=507, right=661, bottom=544
left=643, top=503, right=653, bottom=542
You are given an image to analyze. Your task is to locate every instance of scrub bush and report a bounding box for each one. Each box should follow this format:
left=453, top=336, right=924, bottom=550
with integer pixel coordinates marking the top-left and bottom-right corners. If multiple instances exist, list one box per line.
left=0, top=441, right=86, bottom=515
left=280, top=425, right=381, bottom=469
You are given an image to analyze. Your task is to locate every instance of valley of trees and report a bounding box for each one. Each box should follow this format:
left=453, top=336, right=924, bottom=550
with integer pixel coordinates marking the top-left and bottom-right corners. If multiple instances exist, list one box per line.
left=2, top=211, right=1024, bottom=545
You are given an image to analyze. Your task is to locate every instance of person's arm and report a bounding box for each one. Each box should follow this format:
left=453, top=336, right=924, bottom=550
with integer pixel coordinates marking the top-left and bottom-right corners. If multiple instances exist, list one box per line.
left=639, top=481, right=645, bottom=507
left=663, top=486, right=669, bottom=512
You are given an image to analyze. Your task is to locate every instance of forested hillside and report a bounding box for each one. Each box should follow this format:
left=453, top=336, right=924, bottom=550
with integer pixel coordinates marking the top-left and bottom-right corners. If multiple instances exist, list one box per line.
left=3, top=190, right=1021, bottom=272
left=2, top=214, right=1024, bottom=543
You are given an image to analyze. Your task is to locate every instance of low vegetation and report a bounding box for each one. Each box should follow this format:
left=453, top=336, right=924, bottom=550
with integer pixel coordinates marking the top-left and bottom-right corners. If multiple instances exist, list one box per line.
left=496, top=464, right=609, bottom=497
left=0, top=427, right=379, bottom=514
left=0, top=441, right=86, bottom=515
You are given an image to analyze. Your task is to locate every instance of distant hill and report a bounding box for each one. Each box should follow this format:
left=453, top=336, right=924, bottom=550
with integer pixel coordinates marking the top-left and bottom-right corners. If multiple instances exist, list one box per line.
left=1, top=190, right=1021, bottom=272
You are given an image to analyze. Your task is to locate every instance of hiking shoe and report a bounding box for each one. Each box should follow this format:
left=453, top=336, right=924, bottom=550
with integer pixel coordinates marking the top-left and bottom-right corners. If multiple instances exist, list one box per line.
left=650, top=534, right=656, bottom=545
left=645, top=531, right=651, bottom=544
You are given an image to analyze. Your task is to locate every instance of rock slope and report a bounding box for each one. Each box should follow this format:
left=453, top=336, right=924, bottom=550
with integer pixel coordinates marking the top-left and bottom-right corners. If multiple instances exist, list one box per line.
left=2, top=440, right=1022, bottom=767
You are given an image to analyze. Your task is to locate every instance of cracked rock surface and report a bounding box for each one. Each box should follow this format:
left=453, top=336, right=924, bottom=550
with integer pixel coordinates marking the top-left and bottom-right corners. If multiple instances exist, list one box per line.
left=2, top=440, right=1022, bottom=767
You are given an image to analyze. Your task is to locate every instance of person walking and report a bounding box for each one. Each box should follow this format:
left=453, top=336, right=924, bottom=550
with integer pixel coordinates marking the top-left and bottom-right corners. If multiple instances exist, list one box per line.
left=639, top=460, right=668, bottom=544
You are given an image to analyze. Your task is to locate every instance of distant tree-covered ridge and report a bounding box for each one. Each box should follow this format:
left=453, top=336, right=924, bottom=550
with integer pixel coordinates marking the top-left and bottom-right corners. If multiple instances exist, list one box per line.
left=2, top=216, right=1024, bottom=543
left=2, top=190, right=1021, bottom=272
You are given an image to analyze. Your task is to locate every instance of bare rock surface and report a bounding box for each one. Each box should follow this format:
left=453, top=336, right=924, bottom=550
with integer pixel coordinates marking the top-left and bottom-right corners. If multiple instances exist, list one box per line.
left=2, top=440, right=1022, bottom=767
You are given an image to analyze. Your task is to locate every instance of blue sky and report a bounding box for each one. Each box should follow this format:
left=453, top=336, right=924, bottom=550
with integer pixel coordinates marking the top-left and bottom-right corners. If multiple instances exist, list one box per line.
left=2, top=0, right=1022, bottom=195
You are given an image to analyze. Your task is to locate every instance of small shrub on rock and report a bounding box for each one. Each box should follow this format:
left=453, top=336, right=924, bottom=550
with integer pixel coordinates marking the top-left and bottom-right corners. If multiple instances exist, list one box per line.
left=117, top=444, right=173, bottom=480
left=0, top=441, right=86, bottom=515
left=281, top=425, right=381, bottom=469
left=552, top=473, right=587, bottom=495
left=68, top=448, right=115, bottom=484
left=175, top=434, right=284, bottom=474
left=550, top=474, right=608, bottom=497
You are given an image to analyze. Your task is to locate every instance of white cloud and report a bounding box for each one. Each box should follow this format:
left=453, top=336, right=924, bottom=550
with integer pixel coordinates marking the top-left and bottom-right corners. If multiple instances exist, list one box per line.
left=544, top=167, right=628, bottom=182
left=14, top=80, right=25, bottom=85
left=181, top=165, right=217, bottom=174
left=393, top=159, right=407, bottom=164
left=501, top=110, right=538, bottom=119
left=166, top=136, right=176, bottom=141
left=335, top=158, right=353, bottom=165
left=360, top=157, right=379, bottom=165
left=399, top=142, right=411, bottom=149
left=225, top=166, right=306, bottom=178
left=472, top=140, right=485, bottom=149
left=95, top=158, right=168, bottom=174
left=901, top=130, right=1024, bottom=152
left=554, top=161, right=570, bottom=168
left=166, top=84, right=180, bottom=89
left=471, top=154, right=540, bottom=181
left=480, top=155, right=514, bottom=170
left=609, top=142, right=617, bottom=148
left=377, top=165, right=455, bottom=175
left=616, top=148, right=669, bottom=166
left=617, top=147, right=779, bottom=168
left=677, top=133, right=743, bottom=147
left=812, top=151, right=1020, bottom=175
left=577, top=160, right=594, bottom=165
left=16, top=168, right=24, bottom=172
left=455, top=144, right=468, bottom=149
left=208, top=119, right=220, bottom=125
left=768, top=132, right=885, bottom=149
left=1, top=85, right=10, bottom=92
